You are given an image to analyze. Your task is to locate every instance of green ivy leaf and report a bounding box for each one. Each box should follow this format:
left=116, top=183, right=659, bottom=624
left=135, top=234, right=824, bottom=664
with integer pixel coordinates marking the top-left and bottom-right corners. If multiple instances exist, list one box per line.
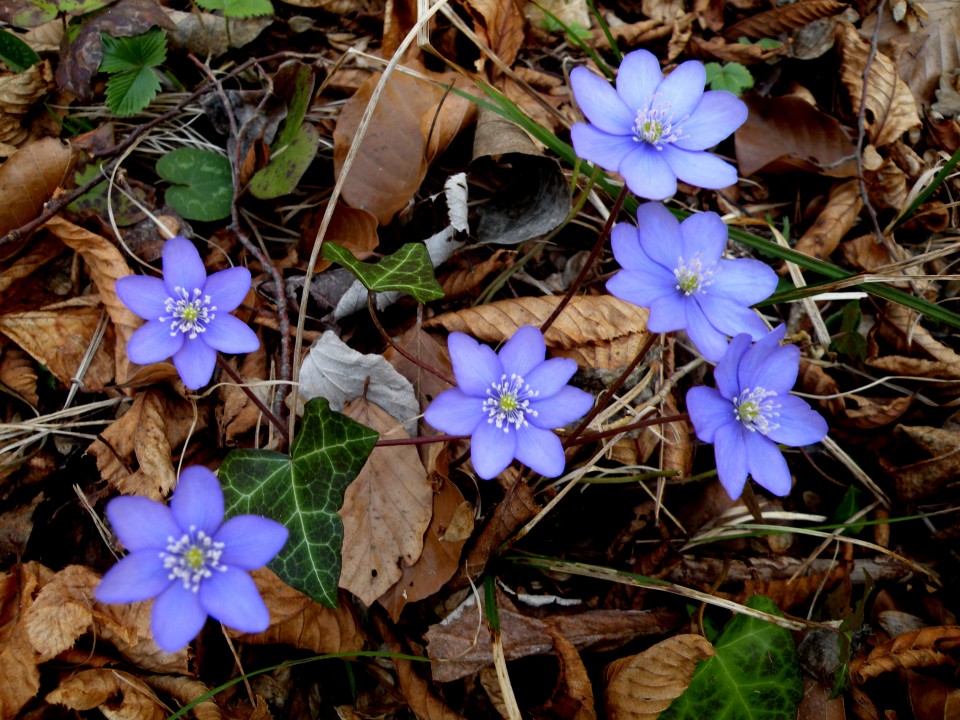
left=661, top=595, right=802, bottom=720
left=704, top=61, right=754, bottom=96
left=0, top=29, right=41, bottom=72
left=323, top=242, right=444, bottom=304
left=155, top=148, right=233, bottom=222
left=100, top=29, right=167, bottom=116
left=194, top=0, right=273, bottom=18
left=219, top=398, right=378, bottom=607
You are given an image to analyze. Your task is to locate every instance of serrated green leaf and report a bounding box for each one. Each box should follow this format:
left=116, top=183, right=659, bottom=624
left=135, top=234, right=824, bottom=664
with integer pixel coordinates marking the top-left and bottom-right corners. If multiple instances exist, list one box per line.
left=0, top=29, right=41, bottom=71
left=323, top=242, right=444, bottom=304
left=104, top=66, right=159, bottom=116
left=662, top=596, right=801, bottom=720
left=248, top=122, right=319, bottom=199
left=100, top=28, right=166, bottom=73
left=219, top=398, right=378, bottom=607
left=156, top=148, right=233, bottom=222
left=704, top=61, right=754, bottom=96
left=194, top=0, right=273, bottom=17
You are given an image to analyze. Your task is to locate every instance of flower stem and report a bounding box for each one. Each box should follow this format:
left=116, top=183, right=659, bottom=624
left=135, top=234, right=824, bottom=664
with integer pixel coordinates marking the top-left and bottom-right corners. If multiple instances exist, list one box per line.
left=375, top=434, right=468, bottom=447
left=216, top=357, right=290, bottom=445
left=567, top=412, right=688, bottom=446
left=367, top=292, right=456, bottom=386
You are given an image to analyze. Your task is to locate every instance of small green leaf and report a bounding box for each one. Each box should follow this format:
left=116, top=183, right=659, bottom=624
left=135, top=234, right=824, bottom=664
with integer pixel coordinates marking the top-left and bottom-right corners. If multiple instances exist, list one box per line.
left=323, top=242, right=445, bottom=304
left=832, top=300, right=867, bottom=361
left=0, top=29, right=41, bottom=71
left=104, top=65, right=160, bottom=116
left=661, top=595, right=802, bottom=720
left=4, top=0, right=58, bottom=29
left=756, top=37, right=784, bottom=50
left=156, top=148, right=233, bottom=222
left=220, top=398, right=378, bottom=607
left=100, top=28, right=166, bottom=73
left=704, top=61, right=754, bottom=96
left=194, top=0, right=273, bottom=17
left=248, top=122, right=319, bottom=199
left=275, top=63, right=315, bottom=150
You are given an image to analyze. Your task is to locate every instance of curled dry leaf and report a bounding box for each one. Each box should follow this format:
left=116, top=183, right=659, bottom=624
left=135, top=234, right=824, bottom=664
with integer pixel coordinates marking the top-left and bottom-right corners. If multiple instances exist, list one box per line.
left=0, top=562, right=52, bottom=718
left=724, top=0, right=847, bottom=38
left=425, top=295, right=649, bottom=349
left=881, top=424, right=960, bottom=503
left=462, top=0, right=525, bottom=68
left=0, top=136, right=77, bottom=239
left=687, top=35, right=783, bottom=64
left=95, top=598, right=190, bottom=674
left=868, top=302, right=960, bottom=378
left=439, top=249, right=515, bottom=299
left=0, top=60, right=56, bottom=152
left=850, top=626, right=960, bottom=684
left=45, top=668, right=165, bottom=720
left=838, top=23, right=921, bottom=147
left=23, top=565, right=99, bottom=662
left=0, top=345, right=39, bottom=406
left=338, top=399, right=433, bottom=606
left=540, top=626, right=597, bottom=720
left=604, top=634, right=716, bottom=720
left=217, top=346, right=268, bottom=446
left=143, top=676, right=221, bottom=720
left=793, top=179, right=862, bottom=261
left=864, top=153, right=908, bottom=211
left=0, top=234, right=64, bottom=297
left=299, top=199, right=379, bottom=273
left=798, top=361, right=910, bottom=430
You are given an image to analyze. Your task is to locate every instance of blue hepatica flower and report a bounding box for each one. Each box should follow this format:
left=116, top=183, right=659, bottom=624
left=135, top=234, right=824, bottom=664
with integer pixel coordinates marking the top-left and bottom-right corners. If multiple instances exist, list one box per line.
left=94, top=466, right=288, bottom=653
left=115, top=236, right=260, bottom=390
left=425, top=326, right=594, bottom=480
left=606, top=202, right=777, bottom=362
left=570, top=49, right=748, bottom=200
left=686, top=326, right=828, bottom=499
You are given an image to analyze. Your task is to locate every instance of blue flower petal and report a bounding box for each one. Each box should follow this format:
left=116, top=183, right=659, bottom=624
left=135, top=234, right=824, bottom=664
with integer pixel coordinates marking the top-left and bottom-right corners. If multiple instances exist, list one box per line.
left=656, top=60, right=707, bottom=120
left=610, top=223, right=646, bottom=270
left=216, top=516, right=288, bottom=569
left=515, top=424, right=566, bottom=477
left=202, top=314, right=260, bottom=354
left=714, top=333, right=752, bottom=399
left=470, top=420, right=517, bottom=480
left=620, top=144, right=677, bottom=200
left=607, top=268, right=676, bottom=309
left=738, top=332, right=798, bottom=396
left=635, top=202, right=682, bottom=269
left=425, top=388, right=486, bottom=435
left=713, top=421, right=748, bottom=500
left=499, top=326, right=546, bottom=378
left=675, top=90, right=748, bottom=151
left=678, top=211, right=727, bottom=264
left=570, top=123, right=638, bottom=174
left=685, top=301, right=730, bottom=362
left=698, top=295, right=768, bottom=340
left=745, top=431, right=792, bottom=496
left=528, top=386, right=594, bottom=429
left=170, top=466, right=224, bottom=536
left=95, top=552, right=171, bottom=604
left=151, top=582, right=208, bottom=653
left=570, top=67, right=635, bottom=135
left=204, top=267, right=252, bottom=313
left=523, top=357, right=576, bottom=398
left=766, top=395, right=828, bottom=447
left=616, top=50, right=664, bottom=111
left=162, top=237, right=208, bottom=298
left=172, top=337, right=218, bottom=390
left=106, top=496, right=180, bottom=551
left=127, top=320, right=184, bottom=365
left=200, top=566, right=270, bottom=634
left=115, top=275, right=169, bottom=321
left=448, top=332, right=502, bottom=397
left=709, top=258, right=778, bottom=304
left=686, top=386, right=733, bottom=443
left=647, top=293, right=687, bottom=333
left=660, top=145, right=738, bottom=190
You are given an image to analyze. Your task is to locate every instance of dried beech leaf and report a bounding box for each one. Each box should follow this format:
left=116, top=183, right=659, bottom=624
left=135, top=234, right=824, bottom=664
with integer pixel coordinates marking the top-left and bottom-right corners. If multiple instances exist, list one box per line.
left=142, top=676, right=221, bottom=720
left=439, top=249, right=515, bottom=299
left=45, top=668, right=165, bottom=720
left=0, top=137, right=77, bottom=238
left=839, top=23, right=921, bottom=147
left=688, top=35, right=784, bottom=64
left=383, top=326, right=454, bottom=412
left=94, top=599, right=190, bottom=674
left=0, top=234, right=64, bottom=296
left=226, top=569, right=364, bottom=653
left=299, top=199, right=379, bottom=273
left=864, top=154, right=908, bottom=211
left=462, top=0, right=525, bottom=67
left=339, top=399, right=433, bottom=606
left=0, top=60, right=56, bottom=151
left=851, top=626, right=960, bottom=684
left=724, top=0, right=846, bottom=38
left=425, top=295, right=649, bottom=349
left=217, top=346, right=268, bottom=446
left=0, top=345, right=38, bottom=405
left=543, top=627, right=597, bottom=719
left=23, top=565, right=99, bottom=661
left=868, top=302, right=960, bottom=378
left=882, top=424, right=960, bottom=503
left=604, top=634, right=716, bottom=720
left=553, top=332, right=652, bottom=372
left=794, top=179, right=862, bottom=261
left=0, top=563, right=50, bottom=718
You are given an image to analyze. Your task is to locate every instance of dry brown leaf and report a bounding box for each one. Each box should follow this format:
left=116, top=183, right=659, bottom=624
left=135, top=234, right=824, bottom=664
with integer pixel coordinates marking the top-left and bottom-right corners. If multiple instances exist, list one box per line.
left=383, top=326, right=453, bottom=413
left=724, top=0, right=846, bottom=38
left=0, top=234, right=64, bottom=296
left=851, top=626, right=960, bottom=684
left=540, top=626, right=597, bottom=720
left=0, top=60, right=56, bottom=151
left=46, top=668, right=165, bottom=719
left=865, top=153, right=908, bottom=211
left=42, top=215, right=142, bottom=382
left=339, top=399, right=433, bottom=605
left=298, top=199, right=379, bottom=273
left=881, top=424, right=960, bottom=503
left=378, top=478, right=473, bottom=622
left=840, top=233, right=896, bottom=275
left=553, top=331, right=652, bottom=372
left=228, top=568, right=364, bottom=653
left=793, top=179, right=862, bottom=261
left=333, top=63, right=475, bottom=225
left=736, top=94, right=858, bottom=178
left=217, top=346, right=268, bottom=445
left=23, top=564, right=99, bottom=661
left=439, top=249, right=515, bottom=299
left=0, top=304, right=116, bottom=390
left=868, top=302, right=960, bottom=378
left=0, top=562, right=50, bottom=718
left=462, top=0, right=525, bottom=67
left=839, top=23, right=921, bottom=147
left=86, top=389, right=196, bottom=499
left=94, top=599, right=191, bottom=674
left=0, top=345, right=38, bottom=406
left=688, top=34, right=784, bottom=64
left=143, top=676, right=221, bottom=720
left=426, top=295, right=649, bottom=349
left=0, top=136, right=77, bottom=239
left=904, top=669, right=960, bottom=720
left=604, top=634, right=715, bottom=720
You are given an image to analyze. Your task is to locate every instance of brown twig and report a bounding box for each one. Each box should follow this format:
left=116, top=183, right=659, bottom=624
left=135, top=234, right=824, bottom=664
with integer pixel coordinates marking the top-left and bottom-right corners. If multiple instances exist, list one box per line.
left=375, top=434, right=468, bottom=447
left=566, top=412, right=689, bottom=446
left=216, top=357, right=290, bottom=446
left=367, top=292, right=456, bottom=386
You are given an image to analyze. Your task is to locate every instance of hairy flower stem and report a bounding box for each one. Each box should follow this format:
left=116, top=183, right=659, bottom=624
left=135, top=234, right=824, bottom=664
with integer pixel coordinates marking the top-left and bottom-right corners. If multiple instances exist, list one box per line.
left=375, top=434, right=468, bottom=447
left=540, top=184, right=630, bottom=334
left=216, top=357, right=290, bottom=446
left=367, top=293, right=456, bottom=386
left=567, top=412, right=688, bottom=445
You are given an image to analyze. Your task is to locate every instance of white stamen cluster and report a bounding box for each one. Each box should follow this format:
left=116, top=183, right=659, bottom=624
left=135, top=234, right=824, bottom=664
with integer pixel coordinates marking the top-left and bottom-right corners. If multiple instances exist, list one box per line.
left=633, top=97, right=686, bottom=150
left=734, top=387, right=781, bottom=435
left=162, top=287, right=216, bottom=339
left=483, top=374, right=539, bottom=433
left=673, top=253, right=718, bottom=296
left=160, top=527, right=226, bottom=592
